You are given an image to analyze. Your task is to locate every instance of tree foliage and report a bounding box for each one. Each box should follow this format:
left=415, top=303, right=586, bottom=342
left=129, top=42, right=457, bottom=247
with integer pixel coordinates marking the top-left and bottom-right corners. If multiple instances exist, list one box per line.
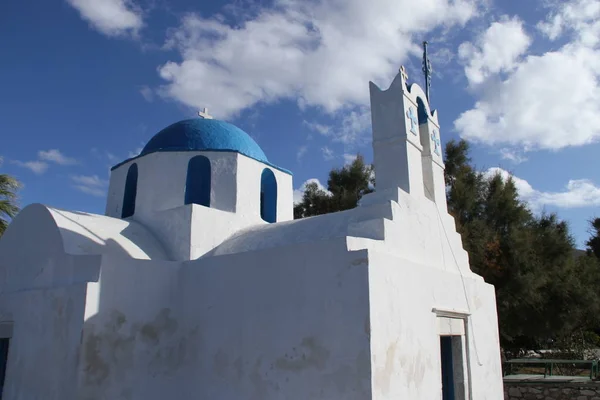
left=586, top=218, right=600, bottom=259
left=445, top=139, right=600, bottom=354
left=294, top=154, right=373, bottom=219
left=0, top=171, right=21, bottom=236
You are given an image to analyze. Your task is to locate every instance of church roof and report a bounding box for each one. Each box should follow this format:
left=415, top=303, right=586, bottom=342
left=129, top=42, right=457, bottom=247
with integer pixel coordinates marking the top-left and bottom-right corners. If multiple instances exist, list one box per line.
left=140, top=118, right=269, bottom=163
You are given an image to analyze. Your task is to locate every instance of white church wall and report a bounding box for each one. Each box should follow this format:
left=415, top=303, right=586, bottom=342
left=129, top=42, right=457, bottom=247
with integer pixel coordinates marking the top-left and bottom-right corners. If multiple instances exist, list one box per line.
left=0, top=284, right=88, bottom=400
left=189, top=204, right=253, bottom=259
left=136, top=205, right=193, bottom=260
left=369, top=76, right=426, bottom=197
left=367, top=251, right=503, bottom=400
left=74, top=241, right=372, bottom=400
left=176, top=240, right=372, bottom=400
left=47, top=207, right=169, bottom=260
left=77, top=256, right=184, bottom=400
left=235, top=154, right=293, bottom=222
left=106, top=151, right=239, bottom=219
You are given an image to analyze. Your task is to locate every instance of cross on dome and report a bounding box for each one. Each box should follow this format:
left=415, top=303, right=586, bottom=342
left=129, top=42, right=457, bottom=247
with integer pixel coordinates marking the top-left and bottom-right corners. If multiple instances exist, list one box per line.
left=198, top=108, right=213, bottom=119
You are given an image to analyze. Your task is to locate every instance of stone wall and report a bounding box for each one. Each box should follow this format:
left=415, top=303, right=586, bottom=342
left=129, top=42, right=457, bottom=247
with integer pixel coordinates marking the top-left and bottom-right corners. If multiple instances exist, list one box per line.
left=504, top=381, right=600, bottom=400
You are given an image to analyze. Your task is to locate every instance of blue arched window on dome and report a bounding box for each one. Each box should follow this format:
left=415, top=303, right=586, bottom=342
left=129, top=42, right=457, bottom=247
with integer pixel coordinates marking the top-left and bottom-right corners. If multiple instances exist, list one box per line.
left=185, top=156, right=211, bottom=207
left=122, top=163, right=138, bottom=218
left=260, top=169, right=277, bottom=223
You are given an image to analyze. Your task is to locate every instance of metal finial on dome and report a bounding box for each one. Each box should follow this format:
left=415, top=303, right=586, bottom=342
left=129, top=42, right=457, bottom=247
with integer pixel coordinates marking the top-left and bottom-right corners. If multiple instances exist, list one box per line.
left=198, top=108, right=213, bottom=119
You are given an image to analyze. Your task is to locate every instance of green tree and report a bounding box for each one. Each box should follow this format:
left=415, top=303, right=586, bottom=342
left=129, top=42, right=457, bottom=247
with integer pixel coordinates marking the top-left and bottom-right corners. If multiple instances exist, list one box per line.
left=294, top=154, right=373, bottom=219
left=0, top=171, right=21, bottom=236
left=444, top=139, right=599, bottom=354
left=585, top=218, right=600, bottom=259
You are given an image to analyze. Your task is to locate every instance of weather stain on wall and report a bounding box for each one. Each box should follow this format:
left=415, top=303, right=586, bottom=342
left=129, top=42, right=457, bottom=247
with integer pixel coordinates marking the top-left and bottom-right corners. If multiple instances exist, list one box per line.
left=275, top=336, right=330, bottom=372
left=79, top=307, right=202, bottom=397
left=374, top=340, right=398, bottom=395
left=322, top=349, right=371, bottom=395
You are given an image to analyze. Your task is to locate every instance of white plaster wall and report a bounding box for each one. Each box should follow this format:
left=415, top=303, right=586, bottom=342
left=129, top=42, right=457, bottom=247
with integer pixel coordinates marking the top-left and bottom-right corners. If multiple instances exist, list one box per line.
left=107, top=151, right=293, bottom=224
left=178, top=240, right=373, bottom=400
left=75, top=241, right=371, bottom=400
left=0, top=284, right=88, bottom=400
left=369, top=75, right=426, bottom=197
left=136, top=205, right=193, bottom=260
left=211, top=187, right=473, bottom=277
left=235, top=153, right=293, bottom=222
left=77, top=256, right=184, bottom=400
left=189, top=204, right=259, bottom=259
left=106, top=151, right=239, bottom=219
left=367, top=250, right=503, bottom=400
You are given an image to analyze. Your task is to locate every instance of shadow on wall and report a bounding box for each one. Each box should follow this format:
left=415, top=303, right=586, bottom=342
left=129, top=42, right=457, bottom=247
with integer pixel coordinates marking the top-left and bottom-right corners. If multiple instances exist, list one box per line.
left=52, top=209, right=171, bottom=261
left=49, top=217, right=190, bottom=398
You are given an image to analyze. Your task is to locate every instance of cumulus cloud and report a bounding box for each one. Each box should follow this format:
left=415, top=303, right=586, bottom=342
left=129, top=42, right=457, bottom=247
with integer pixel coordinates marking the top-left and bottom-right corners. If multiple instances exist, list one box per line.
left=499, top=148, right=528, bottom=164
left=343, top=153, right=358, bottom=165
left=139, top=85, right=154, bottom=102
left=11, top=160, right=49, bottom=175
left=38, top=149, right=77, bottom=165
left=455, top=3, right=600, bottom=151
left=157, top=0, right=480, bottom=120
left=293, top=178, right=331, bottom=204
left=66, top=0, right=143, bottom=37
left=296, top=145, right=308, bottom=161
left=537, top=0, right=600, bottom=46
left=458, top=16, right=531, bottom=85
left=304, top=107, right=372, bottom=148
left=321, top=146, right=335, bottom=161
left=71, top=175, right=109, bottom=197
left=485, top=167, right=600, bottom=211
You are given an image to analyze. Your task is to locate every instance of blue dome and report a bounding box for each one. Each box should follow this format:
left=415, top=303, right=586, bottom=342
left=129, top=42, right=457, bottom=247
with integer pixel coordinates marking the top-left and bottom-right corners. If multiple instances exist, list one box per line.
left=141, top=118, right=268, bottom=163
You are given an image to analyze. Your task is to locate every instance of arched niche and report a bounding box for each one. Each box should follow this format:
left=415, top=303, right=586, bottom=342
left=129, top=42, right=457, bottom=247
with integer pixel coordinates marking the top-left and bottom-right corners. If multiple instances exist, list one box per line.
left=260, top=168, right=277, bottom=223
left=416, top=97, right=429, bottom=126
left=122, top=163, right=138, bottom=218
left=185, top=155, right=211, bottom=207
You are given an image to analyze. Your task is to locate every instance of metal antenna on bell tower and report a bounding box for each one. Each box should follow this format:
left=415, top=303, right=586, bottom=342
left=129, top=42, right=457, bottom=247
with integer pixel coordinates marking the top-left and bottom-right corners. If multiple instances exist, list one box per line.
left=422, top=41, right=432, bottom=105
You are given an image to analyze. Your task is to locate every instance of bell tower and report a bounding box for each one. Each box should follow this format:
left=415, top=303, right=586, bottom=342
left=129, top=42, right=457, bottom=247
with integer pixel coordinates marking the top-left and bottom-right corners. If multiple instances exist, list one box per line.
left=368, top=45, right=447, bottom=212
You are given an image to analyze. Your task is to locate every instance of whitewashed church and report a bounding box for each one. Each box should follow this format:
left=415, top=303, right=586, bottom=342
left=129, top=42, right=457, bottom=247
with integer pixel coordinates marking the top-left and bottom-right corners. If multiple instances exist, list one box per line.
left=0, top=67, right=503, bottom=399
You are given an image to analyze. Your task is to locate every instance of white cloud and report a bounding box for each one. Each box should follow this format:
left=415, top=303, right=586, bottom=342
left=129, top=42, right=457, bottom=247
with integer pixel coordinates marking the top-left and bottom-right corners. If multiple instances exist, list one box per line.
left=296, top=145, right=308, bottom=161
left=485, top=167, right=600, bottom=211
left=455, top=3, right=600, bottom=151
left=304, top=107, right=372, bottom=148
left=66, top=0, right=143, bottom=37
left=293, top=178, right=331, bottom=204
left=321, top=146, right=335, bottom=161
left=157, top=0, right=480, bottom=119
left=303, top=121, right=330, bottom=136
left=139, top=85, right=154, bottom=102
left=12, top=160, right=48, bottom=175
left=71, top=175, right=108, bottom=197
left=499, top=148, right=528, bottom=164
left=458, top=16, right=531, bottom=85
left=38, top=149, right=77, bottom=165
left=343, top=153, right=358, bottom=165
left=537, top=0, right=600, bottom=46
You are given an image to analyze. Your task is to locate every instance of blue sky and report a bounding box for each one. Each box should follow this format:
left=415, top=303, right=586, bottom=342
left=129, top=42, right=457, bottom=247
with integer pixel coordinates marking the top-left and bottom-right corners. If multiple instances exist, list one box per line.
left=1, top=0, right=599, bottom=247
